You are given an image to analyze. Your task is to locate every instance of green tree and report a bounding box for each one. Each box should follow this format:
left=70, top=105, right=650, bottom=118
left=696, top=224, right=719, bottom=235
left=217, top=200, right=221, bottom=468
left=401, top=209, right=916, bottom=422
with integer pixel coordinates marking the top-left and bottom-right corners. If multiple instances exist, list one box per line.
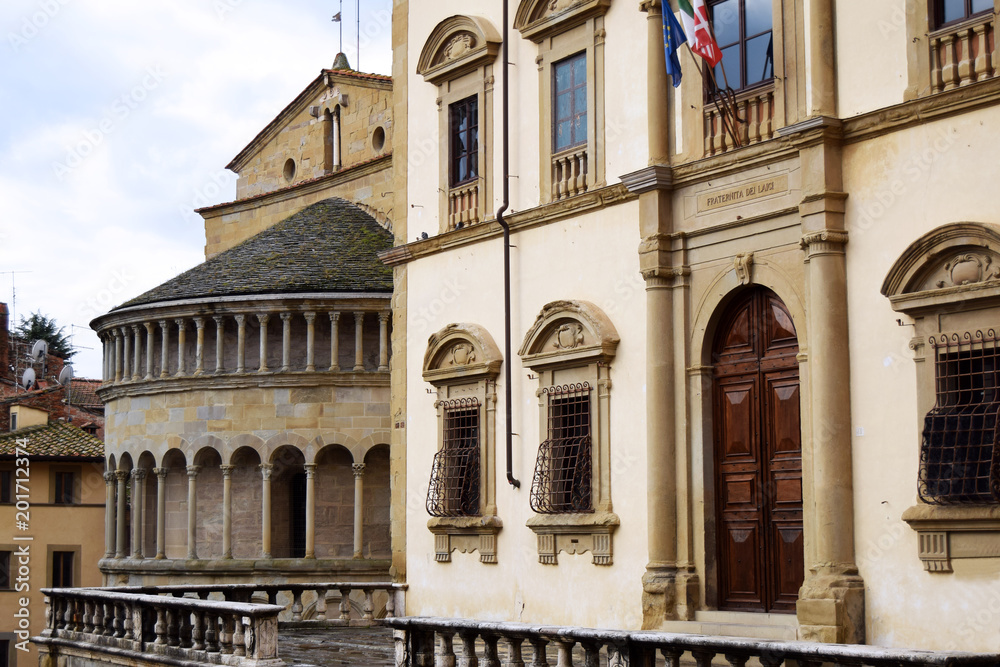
left=14, top=311, right=76, bottom=360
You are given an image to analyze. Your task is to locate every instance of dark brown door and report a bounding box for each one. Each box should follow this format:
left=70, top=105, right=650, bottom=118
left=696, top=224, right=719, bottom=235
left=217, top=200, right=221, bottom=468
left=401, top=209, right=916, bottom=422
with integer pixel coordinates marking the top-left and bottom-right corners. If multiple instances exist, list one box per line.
left=713, top=287, right=804, bottom=613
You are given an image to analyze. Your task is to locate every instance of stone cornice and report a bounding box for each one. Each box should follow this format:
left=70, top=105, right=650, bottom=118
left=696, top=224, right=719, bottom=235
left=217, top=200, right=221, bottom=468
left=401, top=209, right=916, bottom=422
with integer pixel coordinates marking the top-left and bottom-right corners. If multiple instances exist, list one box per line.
left=379, top=183, right=636, bottom=267
left=620, top=165, right=673, bottom=194
left=96, top=370, right=389, bottom=402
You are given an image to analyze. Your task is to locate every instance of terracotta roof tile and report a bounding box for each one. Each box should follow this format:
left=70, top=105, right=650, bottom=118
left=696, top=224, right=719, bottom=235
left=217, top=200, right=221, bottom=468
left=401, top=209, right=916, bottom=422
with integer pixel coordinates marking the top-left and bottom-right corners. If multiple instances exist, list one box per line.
left=0, top=421, right=104, bottom=458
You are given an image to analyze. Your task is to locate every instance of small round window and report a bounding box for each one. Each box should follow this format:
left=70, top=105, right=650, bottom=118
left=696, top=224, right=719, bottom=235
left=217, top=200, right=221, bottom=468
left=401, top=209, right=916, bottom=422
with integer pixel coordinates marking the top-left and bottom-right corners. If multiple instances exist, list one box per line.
left=283, top=158, right=296, bottom=182
left=371, top=126, right=386, bottom=153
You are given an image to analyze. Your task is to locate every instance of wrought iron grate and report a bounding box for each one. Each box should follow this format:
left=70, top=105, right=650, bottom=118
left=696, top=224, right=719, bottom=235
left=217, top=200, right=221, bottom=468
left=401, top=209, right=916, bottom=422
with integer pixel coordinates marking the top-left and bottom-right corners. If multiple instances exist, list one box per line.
left=426, top=397, right=481, bottom=517
left=920, top=330, right=1000, bottom=504
left=530, top=383, right=594, bottom=514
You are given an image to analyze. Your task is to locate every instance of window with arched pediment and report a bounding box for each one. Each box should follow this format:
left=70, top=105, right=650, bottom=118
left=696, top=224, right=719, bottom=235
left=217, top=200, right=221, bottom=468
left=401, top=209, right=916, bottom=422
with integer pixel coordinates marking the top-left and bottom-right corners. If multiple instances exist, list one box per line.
left=422, top=323, right=504, bottom=563
left=418, top=16, right=501, bottom=233
left=518, top=300, right=620, bottom=565
left=883, top=222, right=1000, bottom=572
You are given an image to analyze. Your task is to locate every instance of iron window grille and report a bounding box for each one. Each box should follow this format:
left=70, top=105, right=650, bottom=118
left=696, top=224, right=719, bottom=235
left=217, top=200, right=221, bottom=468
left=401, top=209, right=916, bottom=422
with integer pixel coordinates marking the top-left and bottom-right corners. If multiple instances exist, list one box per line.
left=449, top=96, right=479, bottom=187
left=427, top=397, right=481, bottom=517
left=530, top=382, right=594, bottom=514
left=919, top=329, right=1000, bottom=504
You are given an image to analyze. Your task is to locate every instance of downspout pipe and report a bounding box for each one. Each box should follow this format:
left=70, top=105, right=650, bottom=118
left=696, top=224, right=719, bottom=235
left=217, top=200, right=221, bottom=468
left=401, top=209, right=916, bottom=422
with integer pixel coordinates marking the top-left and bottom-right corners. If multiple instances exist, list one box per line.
left=497, top=0, right=520, bottom=488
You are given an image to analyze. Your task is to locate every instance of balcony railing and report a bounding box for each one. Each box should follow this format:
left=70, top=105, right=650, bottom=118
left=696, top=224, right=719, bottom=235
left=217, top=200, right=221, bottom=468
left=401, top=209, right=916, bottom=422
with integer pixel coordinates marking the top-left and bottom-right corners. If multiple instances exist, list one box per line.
left=930, top=12, right=996, bottom=94
left=551, top=146, right=589, bottom=201
left=704, top=85, right=775, bottom=157
left=384, top=617, right=1000, bottom=667
left=448, top=182, right=481, bottom=230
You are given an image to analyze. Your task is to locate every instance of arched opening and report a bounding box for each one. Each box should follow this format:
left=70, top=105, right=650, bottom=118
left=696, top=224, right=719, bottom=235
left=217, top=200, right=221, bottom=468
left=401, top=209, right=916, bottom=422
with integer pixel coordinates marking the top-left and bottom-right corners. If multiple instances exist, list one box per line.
left=160, top=449, right=188, bottom=560
left=363, top=444, right=391, bottom=559
left=315, top=444, right=354, bottom=558
left=710, top=285, right=803, bottom=613
left=230, top=446, right=262, bottom=559
left=270, top=445, right=305, bottom=559
left=137, top=451, right=157, bottom=558
left=194, top=447, right=223, bottom=559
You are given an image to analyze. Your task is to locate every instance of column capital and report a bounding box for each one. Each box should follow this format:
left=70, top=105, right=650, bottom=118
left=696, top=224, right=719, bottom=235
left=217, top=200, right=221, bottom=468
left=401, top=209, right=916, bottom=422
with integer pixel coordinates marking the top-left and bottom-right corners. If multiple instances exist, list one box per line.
left=234, top=314, right=246, bottom=325
left=114, top=470, right=128, bottom=482
left=329, top=311, right=341, bottom=323
left=304, top=463, right=317, bottom=478
left=354, top=311, right=366, bottom=324
left=304, top=311, right=316, bottom=323
left=280, top=312, right=292, bottom=322
left=639, top=0, right=662, bottom=14
left=158, top=319, right=168, bottom=330
left=194, top=317, right=205, bottom=329
left=220, top=464, right=234, bottom=478
left=104, top=471, right=116, bottom=484
left=800, top=229, right=849, bottom=257
left=213, top=315, right=225, bottom=325
left=153, top=467, right=167, bottom=479
left=131, top=469, right=147, bottom=482
left=378, top=311, right=390, bottom=323
left=111, top=328, right=121, bottom=340
left=186, top=465, right=202, bottom=478
left=352, top=463, right=366, bottom=479
left=120, top=325, right=130, bottom=337
left=131, top=324, right=141, bottom=334
left=259, top=463, right=274, bottom=480
left=256, top=313, right=271, bottom=325
left=174, top=318, right=186, bottom=329
left=144, top=321, right=155, bottom=333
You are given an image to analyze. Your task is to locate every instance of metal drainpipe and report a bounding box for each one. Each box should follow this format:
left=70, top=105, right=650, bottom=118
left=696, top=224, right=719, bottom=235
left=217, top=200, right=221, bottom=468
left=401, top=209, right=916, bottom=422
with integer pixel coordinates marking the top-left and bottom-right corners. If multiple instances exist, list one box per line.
left=497, top=0, right=520, bottom=488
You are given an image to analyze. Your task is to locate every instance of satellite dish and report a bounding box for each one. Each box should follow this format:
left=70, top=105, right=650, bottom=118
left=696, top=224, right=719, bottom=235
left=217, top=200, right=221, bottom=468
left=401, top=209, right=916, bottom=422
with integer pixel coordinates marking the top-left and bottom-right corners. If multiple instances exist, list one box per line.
left=58, top=365, right=74, bottom=386
left=21, top=368, right=35, bottom=390
left=30, top=340, right=48, bottom=362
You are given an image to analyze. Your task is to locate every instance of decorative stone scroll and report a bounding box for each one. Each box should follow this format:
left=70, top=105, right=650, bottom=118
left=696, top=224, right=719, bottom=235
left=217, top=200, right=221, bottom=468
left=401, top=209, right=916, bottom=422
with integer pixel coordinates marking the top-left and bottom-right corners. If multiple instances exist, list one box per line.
left=514, top=0, right=612, bottom=43
left=417, top=16, right=501, bottom=86
left=518, top=299, right=619, bottom=369
left=423, top=323, right=503, bottom=383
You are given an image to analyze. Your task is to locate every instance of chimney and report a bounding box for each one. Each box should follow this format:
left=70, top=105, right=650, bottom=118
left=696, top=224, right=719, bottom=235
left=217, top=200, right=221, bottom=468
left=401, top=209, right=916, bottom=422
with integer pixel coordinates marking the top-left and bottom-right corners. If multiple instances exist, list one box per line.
left=0, top=303, right=8, bottom=381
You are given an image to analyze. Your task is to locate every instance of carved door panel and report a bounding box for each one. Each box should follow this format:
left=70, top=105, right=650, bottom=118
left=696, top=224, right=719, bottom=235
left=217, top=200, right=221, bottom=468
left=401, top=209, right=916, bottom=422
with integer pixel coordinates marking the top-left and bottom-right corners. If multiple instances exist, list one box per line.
left=713, top=287, right=803, bottom=613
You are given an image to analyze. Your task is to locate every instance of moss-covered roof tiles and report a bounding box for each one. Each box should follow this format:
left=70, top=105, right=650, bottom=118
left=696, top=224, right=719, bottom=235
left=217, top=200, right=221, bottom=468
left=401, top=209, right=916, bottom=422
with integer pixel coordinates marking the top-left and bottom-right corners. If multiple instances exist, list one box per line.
left=116, top=198, right=393, bottom=310
left=0, top=421, right=104, bottom=458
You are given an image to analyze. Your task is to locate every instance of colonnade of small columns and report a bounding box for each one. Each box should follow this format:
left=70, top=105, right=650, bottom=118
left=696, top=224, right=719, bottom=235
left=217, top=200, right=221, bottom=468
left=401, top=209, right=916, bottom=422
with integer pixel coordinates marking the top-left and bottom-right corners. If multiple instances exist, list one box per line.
left=98, top=308, right=390, bottom=384
left=102, top=462, right=370, bottom=561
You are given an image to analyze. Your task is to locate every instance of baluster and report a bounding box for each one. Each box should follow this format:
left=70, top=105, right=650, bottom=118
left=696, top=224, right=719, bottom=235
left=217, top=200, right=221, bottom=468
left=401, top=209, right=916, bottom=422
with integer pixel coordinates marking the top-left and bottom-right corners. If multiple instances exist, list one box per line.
left=339, top=588, right=352, bottom=623
left=761, top=92, right=773, bottom=139
left=577, top=152, right=587, bottom=195
left=154, top=608, right=167, bottom=645
left=81, top=600, right=93, bottom=633
left=660, top=648, right=683, bottom=667
left=483, top=636, right=501, bottom=667
left=436, top=631, right=457, bottom=667
left=362, top=588, right=375, bottom=622
left=725, top=654, right=749, bottom=667
left=266, top=588, right=278, bottom=605
left=931, top=36, right=945, bottom=93
left=759, top=653, right=784, bottom=667
left=220, top=614, right=234, bottom=655
left=973, top=23, right=991, bottom=79
left=942, top=34, right=959, bottom=90
left=316, top=587, right=328, bottom=620
left=104, top=601, right=116, bottom=637
left=112, top=603, right=125, bottom=638
left=580, top=642, right=600, bottom=667
left=529, top=638, right=549, bottom=667
left=191, top=610, right=205, bottom=650
left=62, top=597, right=73, bottom=630
left=205, top=612, right=219, bottom=653
left=747, top=96, right=760, bottom=144
left=504, top=637, right=525, bottom=667
left=91, top=600, right=104, bottom=636
left=449, top=192, right=457, bottom=230
left=554, top=641, right=573, bottom=667
left=233, top=615, right=246, bottom=657
left=383, top=588, right=394, bottom=618
left=958, top=27, right=974, bottom=85
left=459, top=632, right=479, bottom=667
left=704, top=111, right=714, bottom=156
left=179, top=609, right=193, bottom=648
left=692, top=650, right=716, bottom=667
left=291, top=590, right=304, bottom=622
left=471, top=185, right=480, bottom=223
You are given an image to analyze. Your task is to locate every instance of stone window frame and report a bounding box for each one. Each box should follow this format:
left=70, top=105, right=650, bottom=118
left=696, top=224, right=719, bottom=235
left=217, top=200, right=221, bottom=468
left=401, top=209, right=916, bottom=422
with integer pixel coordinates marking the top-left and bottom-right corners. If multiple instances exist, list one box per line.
left=882, top=221, right=1000, bottom=573
left=904, top=0, right=999, bottom=101
left=48, top=545, right=80, bottom=588
left=518, top=300, right=620, bottom=565
left=417, top=15, right=501, bottom=233
left=51, top=467, right=79, bottom=505
left=422, top=323, right=504, bottom=564
left=514, top=0, right=610, bottom=203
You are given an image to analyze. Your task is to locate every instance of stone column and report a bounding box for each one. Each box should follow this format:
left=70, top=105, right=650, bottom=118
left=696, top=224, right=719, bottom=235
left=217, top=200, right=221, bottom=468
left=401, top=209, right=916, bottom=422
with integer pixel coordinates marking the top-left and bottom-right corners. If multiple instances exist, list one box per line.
left=257, top=313, right=270, bottom=373
left=329, top=312, right=341, bottom=371
left=641, top=0, right=670, bottom=164
left=221, top=465, right=234, bottom=559
left=304, top=463, right=316, bottom=559
left=131, top=469, right=146, bottom=559
left=113, top=330, right=122, bottom=383
left=378, top=312, right=390, bottom=371
left=154, top=467, right=167, bottom=559
left=304, top=312, right=316, bottom=372
left=235, top=314, right=247, bottom=373
left=132, top=325, right=142, bottom=382
left=175, top=319, right=187, bottom=377
left=280, top=312, right=292, bottom=372
left=186, top=465, right=201, bottom=559
left=353, top=312, right=365, bottom=372
left=214, top=316, right=225, bottom=374
left=121, top=327, right=131, bottom=382
left=260, top=463, right=273, bottom=558
left=159, top=320, right=169, bottom=378
left=144, top=322, right=155, bottom=380
left=194, top=317, right=205, bottom=375
left=115, top=470, right=128, bottom=558
left=352, top=463, right=366, bottom=559
left=100, top=335, right=108, bottom=383
left=103, top=471, right=116, bottom=558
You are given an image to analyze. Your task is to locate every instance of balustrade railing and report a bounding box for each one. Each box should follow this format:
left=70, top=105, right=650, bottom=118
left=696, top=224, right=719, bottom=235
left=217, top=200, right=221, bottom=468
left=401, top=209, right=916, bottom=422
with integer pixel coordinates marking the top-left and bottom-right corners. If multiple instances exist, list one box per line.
left=37, top=587, right=285, bottom=666
left=704, top=86, right=775, bottom=157
left=551, top=147, right=588, bottom=200
left=930, top=13, right=996, bottom=94
left=101, top=581, right=406, bottom=627
left=448, top=183, right=481, bottom=230
left=383, top=617, right=1000, bottom=667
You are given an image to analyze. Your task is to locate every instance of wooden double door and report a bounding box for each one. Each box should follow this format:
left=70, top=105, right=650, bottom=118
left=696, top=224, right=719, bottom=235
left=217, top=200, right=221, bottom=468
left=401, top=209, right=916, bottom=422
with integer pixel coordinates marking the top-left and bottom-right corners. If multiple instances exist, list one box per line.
left=712, top=287, right=804, bottom=613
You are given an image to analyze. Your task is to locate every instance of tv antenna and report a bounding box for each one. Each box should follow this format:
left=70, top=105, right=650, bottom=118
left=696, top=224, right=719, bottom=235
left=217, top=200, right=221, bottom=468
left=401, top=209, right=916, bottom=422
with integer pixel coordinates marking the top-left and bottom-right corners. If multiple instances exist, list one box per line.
left=1, top=270, right=32, bottom=325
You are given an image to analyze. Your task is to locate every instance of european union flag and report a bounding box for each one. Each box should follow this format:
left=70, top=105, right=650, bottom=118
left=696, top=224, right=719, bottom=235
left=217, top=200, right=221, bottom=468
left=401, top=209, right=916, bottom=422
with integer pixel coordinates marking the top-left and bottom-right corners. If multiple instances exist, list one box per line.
left=662, top=5, right=687, bottom=88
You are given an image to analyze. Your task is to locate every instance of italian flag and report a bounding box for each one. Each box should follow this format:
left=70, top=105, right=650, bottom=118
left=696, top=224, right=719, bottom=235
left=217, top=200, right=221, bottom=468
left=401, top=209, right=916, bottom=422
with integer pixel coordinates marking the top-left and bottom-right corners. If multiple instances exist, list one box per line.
left=678, top=0, right=723, bottom=67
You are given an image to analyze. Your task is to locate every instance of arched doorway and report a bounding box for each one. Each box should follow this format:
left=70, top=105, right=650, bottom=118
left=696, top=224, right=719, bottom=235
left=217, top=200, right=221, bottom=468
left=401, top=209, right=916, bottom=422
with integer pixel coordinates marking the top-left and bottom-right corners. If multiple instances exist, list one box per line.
left=712, top=286, right=803, bottom=613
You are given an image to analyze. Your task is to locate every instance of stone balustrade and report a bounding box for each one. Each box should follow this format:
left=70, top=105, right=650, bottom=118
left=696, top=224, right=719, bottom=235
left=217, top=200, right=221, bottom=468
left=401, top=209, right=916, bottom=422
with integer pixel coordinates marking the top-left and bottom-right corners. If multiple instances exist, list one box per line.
left=448, top=182, right=481, bottom=230
left=101, top=581, right=407, bottom=627
left=383, top=617, right=1000, bottom=667
left=930, top=12, right=996, bottom=94
left=36, top=587, right=286, bottom=666
left=94, top=299, right=391, bottom=395
left=704, top=85, right=775, bottom=156
left=551, top=146, right=588, bottom=200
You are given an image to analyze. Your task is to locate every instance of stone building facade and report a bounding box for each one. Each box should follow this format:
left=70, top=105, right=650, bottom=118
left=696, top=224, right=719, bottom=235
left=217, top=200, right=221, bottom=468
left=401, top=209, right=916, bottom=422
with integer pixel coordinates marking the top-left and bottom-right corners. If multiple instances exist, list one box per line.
left=90, top=58, right=398, bottom=599
left=387, top=0, right=1000, bottom=652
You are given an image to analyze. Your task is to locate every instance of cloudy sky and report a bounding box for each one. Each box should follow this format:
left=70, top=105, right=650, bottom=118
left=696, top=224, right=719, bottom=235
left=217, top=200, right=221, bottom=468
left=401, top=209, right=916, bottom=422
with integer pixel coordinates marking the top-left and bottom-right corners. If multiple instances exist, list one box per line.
left=0, top=0, right=393, bottom=379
